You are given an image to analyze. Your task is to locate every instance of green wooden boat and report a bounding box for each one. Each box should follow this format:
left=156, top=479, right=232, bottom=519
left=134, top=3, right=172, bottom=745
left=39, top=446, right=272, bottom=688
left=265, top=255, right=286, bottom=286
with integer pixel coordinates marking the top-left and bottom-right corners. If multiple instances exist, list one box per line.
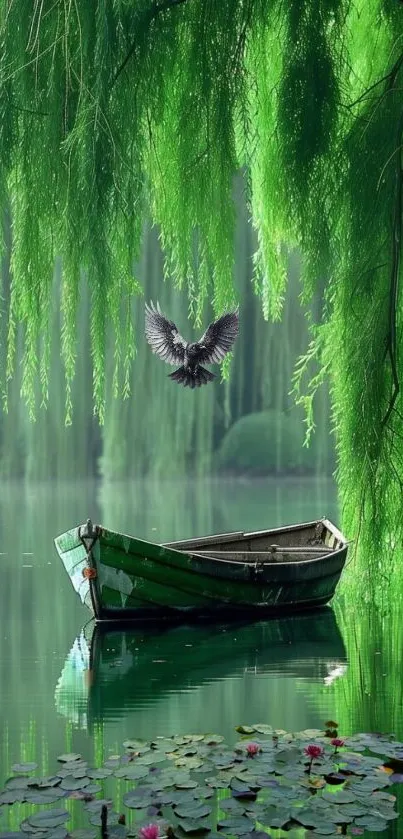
left=54, top=517, right=348, bottom=622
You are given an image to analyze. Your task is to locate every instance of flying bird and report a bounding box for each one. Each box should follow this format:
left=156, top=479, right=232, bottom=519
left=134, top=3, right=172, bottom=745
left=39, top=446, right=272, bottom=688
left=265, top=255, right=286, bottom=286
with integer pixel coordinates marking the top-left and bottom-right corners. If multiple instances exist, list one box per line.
left=145, top=301, right=239, bottom=388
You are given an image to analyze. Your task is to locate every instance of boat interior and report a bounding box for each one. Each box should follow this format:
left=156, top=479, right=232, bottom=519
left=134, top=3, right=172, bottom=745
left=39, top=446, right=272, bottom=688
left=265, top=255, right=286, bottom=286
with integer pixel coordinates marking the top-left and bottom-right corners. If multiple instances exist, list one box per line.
left=166, top=520, right=346, bottom=564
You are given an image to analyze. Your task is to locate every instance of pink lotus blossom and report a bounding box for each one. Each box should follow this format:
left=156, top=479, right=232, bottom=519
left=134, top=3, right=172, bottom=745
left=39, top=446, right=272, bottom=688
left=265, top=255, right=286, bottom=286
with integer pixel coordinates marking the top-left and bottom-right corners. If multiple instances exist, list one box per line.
left=304, top=744, right=324, bottom=759
left=246, top=742, right=260, bottom=757
left=331, top=738, right=345, bottom=748
left=139, top=825, right=160, bottom=839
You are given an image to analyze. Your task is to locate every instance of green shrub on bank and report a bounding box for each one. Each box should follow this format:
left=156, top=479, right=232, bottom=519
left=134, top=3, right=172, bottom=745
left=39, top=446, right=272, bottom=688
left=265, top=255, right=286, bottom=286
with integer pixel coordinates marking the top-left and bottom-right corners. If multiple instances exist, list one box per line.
left=217, top=410, right=335, bottom=476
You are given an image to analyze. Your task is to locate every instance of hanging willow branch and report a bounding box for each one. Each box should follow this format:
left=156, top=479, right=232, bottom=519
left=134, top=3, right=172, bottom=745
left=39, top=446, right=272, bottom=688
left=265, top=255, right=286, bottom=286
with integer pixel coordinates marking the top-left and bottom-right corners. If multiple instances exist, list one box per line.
left=347, top=50, right=403, bottom=110
left=382, top=107, right=403, bottom=429
left=111, top=0, right=191, bottom=87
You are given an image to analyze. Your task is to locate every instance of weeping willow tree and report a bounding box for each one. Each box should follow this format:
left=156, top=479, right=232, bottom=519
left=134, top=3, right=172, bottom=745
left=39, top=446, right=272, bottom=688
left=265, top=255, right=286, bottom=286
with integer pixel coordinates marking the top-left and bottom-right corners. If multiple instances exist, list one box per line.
left=0, top=0, right=401, bottom=579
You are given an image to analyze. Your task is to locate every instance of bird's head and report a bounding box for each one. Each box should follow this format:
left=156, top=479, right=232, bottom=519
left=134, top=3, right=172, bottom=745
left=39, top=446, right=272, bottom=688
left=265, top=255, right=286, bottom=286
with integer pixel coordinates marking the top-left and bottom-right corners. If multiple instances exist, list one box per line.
left=188, top=342, right=203, bottom=357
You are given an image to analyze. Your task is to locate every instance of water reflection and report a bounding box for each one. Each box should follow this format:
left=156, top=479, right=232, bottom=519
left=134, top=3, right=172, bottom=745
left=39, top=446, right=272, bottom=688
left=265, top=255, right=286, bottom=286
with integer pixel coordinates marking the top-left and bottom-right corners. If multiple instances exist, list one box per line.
left=55, top=609, right=347, bottom=740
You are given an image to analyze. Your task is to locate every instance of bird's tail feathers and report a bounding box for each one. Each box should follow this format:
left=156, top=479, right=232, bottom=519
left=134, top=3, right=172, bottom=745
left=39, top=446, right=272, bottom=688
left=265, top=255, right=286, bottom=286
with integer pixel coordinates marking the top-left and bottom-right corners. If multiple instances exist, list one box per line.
left=168, top=366, right=215, bottom=388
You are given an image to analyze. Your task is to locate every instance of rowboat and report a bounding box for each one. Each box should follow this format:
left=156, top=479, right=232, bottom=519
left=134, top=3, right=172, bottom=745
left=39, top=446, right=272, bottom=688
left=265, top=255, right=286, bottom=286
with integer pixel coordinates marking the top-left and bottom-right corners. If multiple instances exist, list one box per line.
left=54, top=517, right=348, bottom=622
left=54, top=610, right=347, bottom=728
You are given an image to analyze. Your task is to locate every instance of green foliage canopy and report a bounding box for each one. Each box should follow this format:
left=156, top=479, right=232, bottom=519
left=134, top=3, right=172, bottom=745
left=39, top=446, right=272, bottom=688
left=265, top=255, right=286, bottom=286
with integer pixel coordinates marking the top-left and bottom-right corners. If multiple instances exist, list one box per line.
left=0, top=0, right=402, bottom=577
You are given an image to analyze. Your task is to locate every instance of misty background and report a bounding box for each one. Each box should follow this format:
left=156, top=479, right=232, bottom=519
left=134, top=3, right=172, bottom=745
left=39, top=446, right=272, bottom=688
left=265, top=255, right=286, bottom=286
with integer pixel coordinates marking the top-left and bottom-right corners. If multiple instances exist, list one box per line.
left=0, top=184, right=334, bottom=483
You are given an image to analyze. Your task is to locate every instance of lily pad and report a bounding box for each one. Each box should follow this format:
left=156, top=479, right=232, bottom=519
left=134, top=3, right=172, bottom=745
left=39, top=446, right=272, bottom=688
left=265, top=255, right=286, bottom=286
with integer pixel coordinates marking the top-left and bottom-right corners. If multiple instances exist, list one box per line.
left=114, top=766, right=149, bottom=780
left=322, top=790, right=356, bottom=804
left=175, top=805, right=211, bottom=820
left=175, top=821, right=210, bottom=834
left=12, top=764, right=37, bottom=773
left=5, top=777, right=31, bottom=790
left=87, top=768, right=112, bottom=779
left=217, top=817, right=254, bottom=835
left=311, top=825, right=340, bottom=836
left=60, top=775, right=90, bottom=791
left=341, top=805, right=369, bottom=818
left=123, top=790, right=154, bottom=809
left=70, top=831, right=97, bottom=839
left=175, top=758, right=204, bottom=771
left=25, top=790, right=65, bottom=805
left=235, top=727, right=255, bottom=735
left=137, top=751, right=166, bottom=765
left=148, top=775, right=178, bottom=791
left=28, top=809, right=70, bottom=829
left=175, top=778, right=198, bottom=790
left=251, top=724, right=272, bottom=735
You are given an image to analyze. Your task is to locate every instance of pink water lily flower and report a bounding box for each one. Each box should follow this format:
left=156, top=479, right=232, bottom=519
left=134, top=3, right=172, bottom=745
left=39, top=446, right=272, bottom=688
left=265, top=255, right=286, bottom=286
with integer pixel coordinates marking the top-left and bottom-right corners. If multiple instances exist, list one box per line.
left=331, top=737, right=345, bottom=753
left=139, top=825, right=160, bottom=839
left=304, top=744, right=324, bottom=759
left=246, top=742, right=260, bottom=757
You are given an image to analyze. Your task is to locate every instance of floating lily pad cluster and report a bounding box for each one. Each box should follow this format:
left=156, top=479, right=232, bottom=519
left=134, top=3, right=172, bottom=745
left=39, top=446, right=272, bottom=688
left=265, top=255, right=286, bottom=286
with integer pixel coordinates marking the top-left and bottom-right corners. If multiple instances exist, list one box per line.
left=0, top=726, right=402, bottom=839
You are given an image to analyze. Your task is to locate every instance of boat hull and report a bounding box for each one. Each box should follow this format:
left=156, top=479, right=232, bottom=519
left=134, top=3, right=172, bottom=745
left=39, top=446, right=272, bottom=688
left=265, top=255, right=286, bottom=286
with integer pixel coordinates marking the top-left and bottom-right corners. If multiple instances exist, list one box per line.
left=54, top=518, right=348, bottom=622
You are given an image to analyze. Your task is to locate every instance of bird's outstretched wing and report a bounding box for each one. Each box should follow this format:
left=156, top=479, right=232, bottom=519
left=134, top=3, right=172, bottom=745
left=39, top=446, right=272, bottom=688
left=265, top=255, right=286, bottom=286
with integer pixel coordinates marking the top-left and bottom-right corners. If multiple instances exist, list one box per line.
left=145, top=301, right=187, bottom=365
left=197, top=309, right=239, bottom=365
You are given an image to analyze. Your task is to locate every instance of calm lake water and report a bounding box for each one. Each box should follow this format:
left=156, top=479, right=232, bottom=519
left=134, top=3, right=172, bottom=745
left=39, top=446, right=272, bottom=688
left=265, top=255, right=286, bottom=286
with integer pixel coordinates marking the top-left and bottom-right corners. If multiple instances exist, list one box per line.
left=0, top=477, right=401, bottom=837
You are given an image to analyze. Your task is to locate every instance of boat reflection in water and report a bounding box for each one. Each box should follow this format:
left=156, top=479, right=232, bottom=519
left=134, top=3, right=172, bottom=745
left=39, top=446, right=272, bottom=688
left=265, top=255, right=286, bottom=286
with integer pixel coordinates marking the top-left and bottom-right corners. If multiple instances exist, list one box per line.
left=55, top=609, right=347, bottom=731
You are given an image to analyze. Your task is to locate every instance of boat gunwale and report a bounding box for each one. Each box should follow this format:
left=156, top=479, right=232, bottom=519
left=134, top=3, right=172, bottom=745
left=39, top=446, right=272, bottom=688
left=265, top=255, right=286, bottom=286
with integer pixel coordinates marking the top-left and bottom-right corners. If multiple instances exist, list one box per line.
left=55, top=517, right=347, bottom=554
